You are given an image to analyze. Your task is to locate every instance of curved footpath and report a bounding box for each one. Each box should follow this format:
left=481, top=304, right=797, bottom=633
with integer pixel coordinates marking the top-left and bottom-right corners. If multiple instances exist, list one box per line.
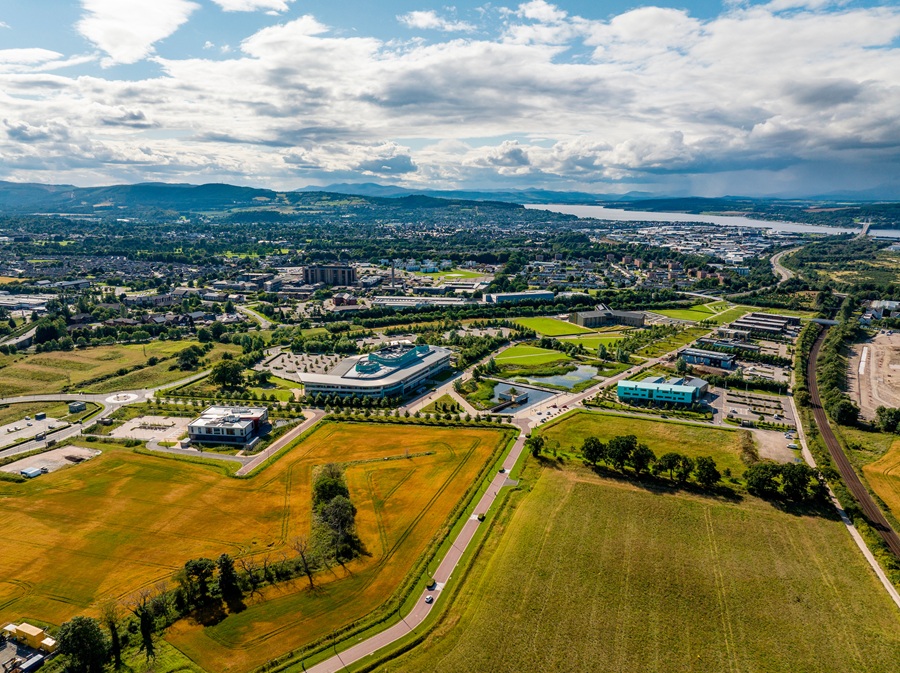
left=807, top=327, right=900, bottom=558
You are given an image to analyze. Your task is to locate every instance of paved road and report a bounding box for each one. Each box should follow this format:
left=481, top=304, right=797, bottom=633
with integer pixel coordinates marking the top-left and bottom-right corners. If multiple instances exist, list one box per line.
left=307, top=417, right=530, bottom=673
left=725, top=246, right=801, bottom=300
left=0, top=369, right=219, bottom=461
left=770, top=247, right=800, bottom=282
left=236, top=408, right=325, bottom=475
left=807, top=327, right=900, bottom=558
left=237, top=305, right=273, bottom=329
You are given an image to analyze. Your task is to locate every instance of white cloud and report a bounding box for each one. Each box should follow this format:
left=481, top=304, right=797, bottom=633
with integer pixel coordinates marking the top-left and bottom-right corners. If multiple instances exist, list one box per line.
left=516, top=1, right=567, bottom=23
left=398, top=10, right=475, bottom=32
left=203, top=40, right=215, bottom=50
left=76, top=0, right=200, bottom=66
left=0, top=21, right=10, bottom=29
left=0, top=2, right=898, bottom=195
left=210, top=0, right=294, bottom=12
left=0, top=48, right=64, bottom=65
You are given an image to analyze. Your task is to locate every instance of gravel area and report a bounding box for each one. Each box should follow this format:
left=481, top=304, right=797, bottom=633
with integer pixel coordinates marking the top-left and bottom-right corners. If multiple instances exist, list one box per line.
left=1, top=445, right=101, bottom=475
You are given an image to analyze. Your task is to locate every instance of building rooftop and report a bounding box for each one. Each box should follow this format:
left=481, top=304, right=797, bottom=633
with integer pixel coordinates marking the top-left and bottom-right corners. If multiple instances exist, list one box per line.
left=190, top=406, right=267, bottom=431
left=301, top=343, right=452, bottom=389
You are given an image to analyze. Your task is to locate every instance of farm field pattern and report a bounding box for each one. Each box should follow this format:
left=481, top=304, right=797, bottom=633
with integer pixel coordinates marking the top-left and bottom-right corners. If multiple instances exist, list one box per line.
left=381, top=465, right=900, bottom=673
left=0, top=422, right=510, bottom=673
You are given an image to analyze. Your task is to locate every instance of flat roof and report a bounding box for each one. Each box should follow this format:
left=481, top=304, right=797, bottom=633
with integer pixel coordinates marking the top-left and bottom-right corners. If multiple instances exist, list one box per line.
left=301, top=345, right=451, bottom=389
left=681, top=348, right=735, bottom=359
left=16, top=623, right=44, bottom=637
left=203, top=405, right=267, bottom=417
left=190, top=416, right=253, bottom=430
left=618, top=380, right=697, bottom=395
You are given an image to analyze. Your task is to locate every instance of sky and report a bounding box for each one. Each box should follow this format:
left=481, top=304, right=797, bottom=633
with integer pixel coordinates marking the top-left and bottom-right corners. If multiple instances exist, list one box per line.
left=0, top=0, right=899, bottom=198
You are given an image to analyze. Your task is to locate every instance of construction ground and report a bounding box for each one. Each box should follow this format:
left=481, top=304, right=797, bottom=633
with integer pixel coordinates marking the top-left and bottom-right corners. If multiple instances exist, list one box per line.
left=848, top=331, right=900, bottom=420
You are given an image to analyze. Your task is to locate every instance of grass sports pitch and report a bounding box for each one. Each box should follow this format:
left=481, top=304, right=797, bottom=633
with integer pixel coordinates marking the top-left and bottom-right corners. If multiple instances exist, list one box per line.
left=513, top=317, right=594, bottom=336
left=381, top=461, right=900, bottom=673
left=495, top=344, right=571, bottom=366
left=0, top=421, right=511, bottom=673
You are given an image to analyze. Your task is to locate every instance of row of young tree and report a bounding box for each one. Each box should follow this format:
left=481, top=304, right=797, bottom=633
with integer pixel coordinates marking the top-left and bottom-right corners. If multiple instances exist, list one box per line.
left=527, top=433, right=723, bottom=489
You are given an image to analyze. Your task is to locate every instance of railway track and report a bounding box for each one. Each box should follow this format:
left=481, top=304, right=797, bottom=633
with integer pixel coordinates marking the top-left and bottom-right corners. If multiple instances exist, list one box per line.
left=807, top=327, right=900, bottom=558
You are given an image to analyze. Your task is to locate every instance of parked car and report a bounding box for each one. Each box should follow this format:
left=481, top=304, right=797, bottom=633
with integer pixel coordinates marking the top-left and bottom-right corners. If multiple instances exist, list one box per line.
left=425, top=595, right=434, bottom=604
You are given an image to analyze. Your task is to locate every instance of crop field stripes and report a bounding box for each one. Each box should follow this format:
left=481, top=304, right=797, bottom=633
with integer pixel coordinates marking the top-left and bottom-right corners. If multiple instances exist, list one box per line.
left=785, top=523, right=868, bottom=670
left=611, top=517, right=635, bottom=672
left=705, top=507, right=738, bottom=673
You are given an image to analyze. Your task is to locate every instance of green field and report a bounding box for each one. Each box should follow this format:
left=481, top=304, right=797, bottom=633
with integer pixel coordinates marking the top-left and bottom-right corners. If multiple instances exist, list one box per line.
left=382, top=463, right=900, bottom=673
left=180, top=373, right=299, bottom=401
left=413, top=268, right=486, bottom=281
left=0, top=341, right=241, bottom=397
left=540, top=410, right=748, bottom=477
left=495, top=345, right=571, bottom=366
left=655, top=302, right=746, bottom=324
left=654, top=307, right=720, bottom=322
left=636, top=327, right=711, bottom=358
left=421, top=393, right=463, bottom=415
left=816, top=251, right=900, bottom=287
left=513, top=317, right=594, bottom=337
left=0, top=422, right=509, bottom=673
left=558, top=334, right=625, bottom=350
left=707, top=305, right=752, bottom=325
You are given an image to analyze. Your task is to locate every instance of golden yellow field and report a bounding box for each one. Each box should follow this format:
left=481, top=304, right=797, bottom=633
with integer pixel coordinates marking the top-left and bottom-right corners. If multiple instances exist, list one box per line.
left=863, top=436, right=900, bottom=521
left=0, top=421, right=509, bottom=672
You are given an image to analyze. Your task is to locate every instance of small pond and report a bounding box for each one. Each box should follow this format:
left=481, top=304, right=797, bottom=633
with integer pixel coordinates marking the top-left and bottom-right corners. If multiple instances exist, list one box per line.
left=490, top=382, right=556, bottom=414
left=524, top=365, right=598, bottom=390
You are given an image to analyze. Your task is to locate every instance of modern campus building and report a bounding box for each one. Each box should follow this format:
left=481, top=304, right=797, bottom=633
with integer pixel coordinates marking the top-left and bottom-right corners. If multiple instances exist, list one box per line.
left=482, top=290, right=555, bottom=304
left=299, top=342, right=452, bottom=398
left=303, top=264, right=357, bottom=286
left=678, top=347, right=736, bottom=370
left=187, top=406, right=268, bottom=449
left=748, top=312, right=800, bottom=326
left=372, top=296, right=473, bottom=309
left=729, top=313, right=799, bottom=337
left=716, top=327, right=751, bottom=340
left=571, top=303, right=645, bottom=328
left=617, top=376, right=708, bottom=405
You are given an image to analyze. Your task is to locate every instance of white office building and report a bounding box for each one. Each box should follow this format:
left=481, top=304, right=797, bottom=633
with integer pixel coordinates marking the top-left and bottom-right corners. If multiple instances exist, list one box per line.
left=187, top=406, right=268, bottom=449
left=300, top=342, right=451, bottom=399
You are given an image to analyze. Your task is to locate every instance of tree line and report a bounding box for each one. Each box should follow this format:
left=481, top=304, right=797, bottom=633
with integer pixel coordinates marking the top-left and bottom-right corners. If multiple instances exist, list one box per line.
left=527, top=433, right=723, bottom=489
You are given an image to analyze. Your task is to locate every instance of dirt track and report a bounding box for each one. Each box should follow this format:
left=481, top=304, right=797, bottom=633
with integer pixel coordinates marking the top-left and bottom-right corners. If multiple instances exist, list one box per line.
left=848, top=332, right=900, bottom=420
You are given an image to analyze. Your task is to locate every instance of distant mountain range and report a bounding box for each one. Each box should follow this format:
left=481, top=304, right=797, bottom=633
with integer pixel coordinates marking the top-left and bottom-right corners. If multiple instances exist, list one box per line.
left=0, top=179, right=896, bottom=218
left=298, top=182, right=658, bottom=203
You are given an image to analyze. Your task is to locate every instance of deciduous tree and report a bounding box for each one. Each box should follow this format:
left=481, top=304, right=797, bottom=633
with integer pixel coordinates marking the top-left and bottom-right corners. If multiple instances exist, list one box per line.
left=58, top=615, right=110, bottom=673
left=693, top=456, right=721, bottom=489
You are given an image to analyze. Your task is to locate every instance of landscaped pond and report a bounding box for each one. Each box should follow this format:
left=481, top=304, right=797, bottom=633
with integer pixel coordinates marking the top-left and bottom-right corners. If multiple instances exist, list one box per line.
left=490, top=382, right=556, bottom=414
left=524, top=364, right=599, bottom=390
